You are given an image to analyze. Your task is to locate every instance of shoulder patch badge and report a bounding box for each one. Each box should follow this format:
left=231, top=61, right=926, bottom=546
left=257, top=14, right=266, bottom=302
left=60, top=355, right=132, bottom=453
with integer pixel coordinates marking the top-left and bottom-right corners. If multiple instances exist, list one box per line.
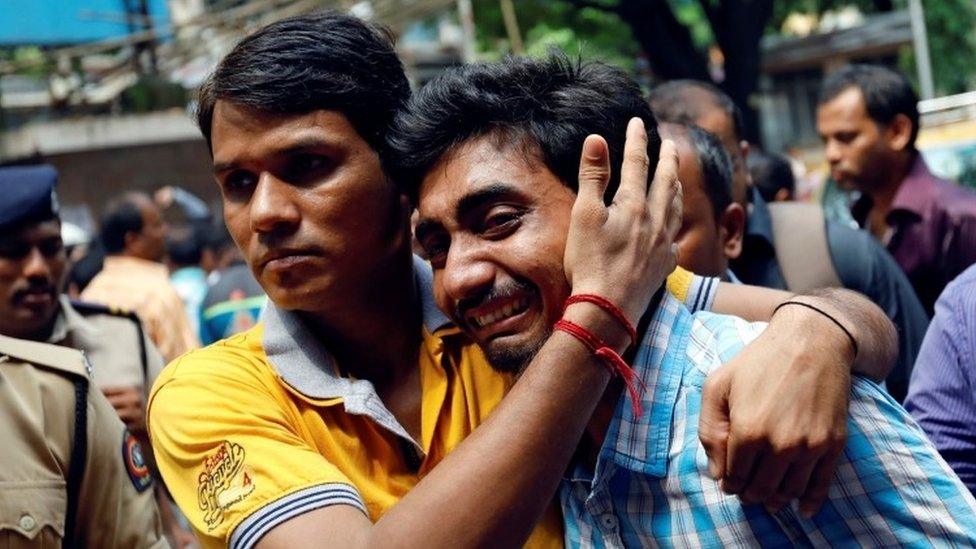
left=198, top=440, right=255, bottom=530
left=122, top=431, right=153, bottom=492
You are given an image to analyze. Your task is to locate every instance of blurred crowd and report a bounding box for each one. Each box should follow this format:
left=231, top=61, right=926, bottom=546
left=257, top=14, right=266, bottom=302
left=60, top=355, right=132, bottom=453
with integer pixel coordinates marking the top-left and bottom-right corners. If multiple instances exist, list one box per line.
left=2, top=8, right=976, bottom=549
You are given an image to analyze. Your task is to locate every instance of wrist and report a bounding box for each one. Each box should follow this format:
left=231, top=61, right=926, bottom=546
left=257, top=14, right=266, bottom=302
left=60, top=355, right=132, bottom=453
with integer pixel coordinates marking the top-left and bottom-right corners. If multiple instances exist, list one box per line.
left=770, top=300, right=857, bottom=366
left=562, top=301, right=632, bottom=353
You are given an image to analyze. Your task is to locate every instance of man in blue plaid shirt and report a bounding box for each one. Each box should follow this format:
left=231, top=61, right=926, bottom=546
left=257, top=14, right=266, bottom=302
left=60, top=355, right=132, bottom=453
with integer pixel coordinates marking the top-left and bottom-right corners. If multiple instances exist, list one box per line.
left=393, top=54, right=976, bottom=547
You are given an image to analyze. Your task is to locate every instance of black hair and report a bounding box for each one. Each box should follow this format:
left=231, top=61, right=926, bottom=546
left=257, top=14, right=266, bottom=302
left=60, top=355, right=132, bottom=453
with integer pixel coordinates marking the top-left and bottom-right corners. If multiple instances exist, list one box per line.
left=818, top=64, right=920, bottom=148
left=747, top=149, right=795, bottom=202
left=684, top=125, right=734, bottom=220
left=100, top=193, right=147, bottom=254
left=649, top=80, right=745, bottom=143
left=166, top=225, right=203, bottom=267
left=196, top=10, right=411, bottom=156
left=386, top=54, right=661, bottom=203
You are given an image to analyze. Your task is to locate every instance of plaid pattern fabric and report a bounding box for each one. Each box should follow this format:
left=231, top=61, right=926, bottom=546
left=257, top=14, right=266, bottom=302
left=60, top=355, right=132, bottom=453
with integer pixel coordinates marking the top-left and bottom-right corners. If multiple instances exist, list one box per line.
left=560, top=294, right=976, bottom=548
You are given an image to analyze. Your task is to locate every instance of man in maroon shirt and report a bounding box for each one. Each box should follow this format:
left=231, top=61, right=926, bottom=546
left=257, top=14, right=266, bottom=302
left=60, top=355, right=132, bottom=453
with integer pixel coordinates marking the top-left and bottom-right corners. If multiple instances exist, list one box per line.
left=817, top=64, right=976, bottom=315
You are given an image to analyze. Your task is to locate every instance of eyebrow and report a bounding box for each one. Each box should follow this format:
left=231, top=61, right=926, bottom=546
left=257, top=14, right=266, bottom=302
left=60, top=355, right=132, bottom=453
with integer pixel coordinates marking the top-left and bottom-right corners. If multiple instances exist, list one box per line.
left=212, top=136, right=339, bottom=175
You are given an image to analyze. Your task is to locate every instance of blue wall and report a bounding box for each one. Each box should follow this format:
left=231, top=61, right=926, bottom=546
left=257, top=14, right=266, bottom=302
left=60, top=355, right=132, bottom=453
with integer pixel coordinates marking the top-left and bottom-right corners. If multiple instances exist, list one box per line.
left=0, top=0, right=170, bottom=46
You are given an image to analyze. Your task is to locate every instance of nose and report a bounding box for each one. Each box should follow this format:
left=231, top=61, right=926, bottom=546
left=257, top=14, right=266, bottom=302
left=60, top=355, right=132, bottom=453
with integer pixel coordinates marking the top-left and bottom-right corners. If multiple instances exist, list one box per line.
left=22, top=247, right=51, bottom=280
left=824, top=140, right=842, bottom=164
left=250, top=173, right=301, bottom=235
left=440, top=239, right=496, bottom=308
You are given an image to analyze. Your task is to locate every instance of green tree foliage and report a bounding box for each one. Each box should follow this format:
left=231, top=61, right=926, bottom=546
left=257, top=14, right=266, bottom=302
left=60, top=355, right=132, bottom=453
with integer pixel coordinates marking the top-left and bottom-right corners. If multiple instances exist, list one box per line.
left=471, top=0, right=638, bottom=69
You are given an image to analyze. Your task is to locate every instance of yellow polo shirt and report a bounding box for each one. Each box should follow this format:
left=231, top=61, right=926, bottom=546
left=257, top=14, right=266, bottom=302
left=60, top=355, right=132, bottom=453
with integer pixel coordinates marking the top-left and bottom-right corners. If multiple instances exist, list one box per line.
left=147, top=263, right=706, bottom=548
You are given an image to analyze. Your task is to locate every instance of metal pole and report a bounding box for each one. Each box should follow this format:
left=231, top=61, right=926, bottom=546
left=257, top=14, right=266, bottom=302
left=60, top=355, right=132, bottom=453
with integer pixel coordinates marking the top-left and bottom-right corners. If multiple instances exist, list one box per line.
left=499, top=0, right=524, bottom=54
left=908, top=0, right=935, bottom=99
left=457, top=0, right=477, bottom=63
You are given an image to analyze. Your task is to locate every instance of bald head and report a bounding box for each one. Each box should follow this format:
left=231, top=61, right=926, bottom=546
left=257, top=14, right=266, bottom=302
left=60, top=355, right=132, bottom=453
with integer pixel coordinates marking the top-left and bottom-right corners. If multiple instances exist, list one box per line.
left=649, top=80, right=750, bottom=208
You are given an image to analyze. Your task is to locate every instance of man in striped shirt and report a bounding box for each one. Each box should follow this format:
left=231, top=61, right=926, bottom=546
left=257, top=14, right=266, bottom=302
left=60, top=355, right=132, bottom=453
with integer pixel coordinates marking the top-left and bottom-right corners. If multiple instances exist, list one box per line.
left=395, top=55, right=976, bottom=546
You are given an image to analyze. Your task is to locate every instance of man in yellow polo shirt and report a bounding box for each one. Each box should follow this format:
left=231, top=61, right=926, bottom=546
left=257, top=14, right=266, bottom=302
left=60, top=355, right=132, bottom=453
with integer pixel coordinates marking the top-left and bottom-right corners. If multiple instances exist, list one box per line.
left=148, top=11, right=897, bottom=548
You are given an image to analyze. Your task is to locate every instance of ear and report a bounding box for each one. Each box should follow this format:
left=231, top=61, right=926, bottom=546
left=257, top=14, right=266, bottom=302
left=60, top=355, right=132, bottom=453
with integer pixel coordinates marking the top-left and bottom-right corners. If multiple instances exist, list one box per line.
left=886, top=113, right=914, bottom=152
left=718, top=203, right=746, bottom=260
left=739, top=140, right=750, bottom=163
left=774, top=187, right=792, bottom=202
left=123, top=230, right=140, bottom=253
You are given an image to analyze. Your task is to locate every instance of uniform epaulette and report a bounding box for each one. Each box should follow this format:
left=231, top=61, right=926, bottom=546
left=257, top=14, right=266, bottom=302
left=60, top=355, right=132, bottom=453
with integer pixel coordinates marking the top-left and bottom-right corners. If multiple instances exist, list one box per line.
left=69, top=300, right=149, bottom=381
left=0, top=333, right=91, bottom=379
left=70, top=299, right=139, bottom=321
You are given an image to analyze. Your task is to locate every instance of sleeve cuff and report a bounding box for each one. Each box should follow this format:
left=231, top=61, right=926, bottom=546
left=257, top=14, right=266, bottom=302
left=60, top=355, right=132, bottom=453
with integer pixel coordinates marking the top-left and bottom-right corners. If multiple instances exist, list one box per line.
left=230, top=483, right=367, bottom=549
left=686, top=274, right=718, bottom=313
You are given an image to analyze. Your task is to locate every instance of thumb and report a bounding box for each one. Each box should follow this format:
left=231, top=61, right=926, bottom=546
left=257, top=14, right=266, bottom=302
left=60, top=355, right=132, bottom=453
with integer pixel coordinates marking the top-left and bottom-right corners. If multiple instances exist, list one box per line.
left=699, top=370, right=732, bottom=480
left=576, top=135, right=611, bottom=204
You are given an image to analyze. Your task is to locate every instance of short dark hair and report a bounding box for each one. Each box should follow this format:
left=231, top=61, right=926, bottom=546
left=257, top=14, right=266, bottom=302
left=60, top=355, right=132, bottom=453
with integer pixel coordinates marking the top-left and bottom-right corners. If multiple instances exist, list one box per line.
left=747, top=149, right=795, bottom=202
left=100, top=193, right=147, bottom=254
left=386, top=54, right=661, bottom=203
left=818, top=64, right=920, bottom=148
left=677, top=124, right=734, bottom=220
left=166, top=225, right=203, bottom=267
left=649, top=80, right=745, bottom=142
left=196, top=10, right=410, bottom=156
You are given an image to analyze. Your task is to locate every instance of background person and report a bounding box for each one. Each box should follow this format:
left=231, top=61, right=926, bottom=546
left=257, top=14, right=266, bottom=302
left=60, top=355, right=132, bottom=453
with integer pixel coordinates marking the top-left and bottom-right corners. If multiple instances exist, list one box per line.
left=651, top=80, right=929, bottom=402
left=0, top=165, right=168, bottom=547
left=82, top=192, right=200, bottom=362
left=748, top=148, right=796, bottom=203
left=658, top=122, right=744, bottom=280
left=816, top=64, right=976, bottom=316
left=904, top=263, right=976, bottom=496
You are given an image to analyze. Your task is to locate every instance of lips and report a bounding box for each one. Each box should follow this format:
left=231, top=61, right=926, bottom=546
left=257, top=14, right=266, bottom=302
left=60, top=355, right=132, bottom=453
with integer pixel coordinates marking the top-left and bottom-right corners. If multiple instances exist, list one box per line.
left=258, top=247, right=321, bottom=272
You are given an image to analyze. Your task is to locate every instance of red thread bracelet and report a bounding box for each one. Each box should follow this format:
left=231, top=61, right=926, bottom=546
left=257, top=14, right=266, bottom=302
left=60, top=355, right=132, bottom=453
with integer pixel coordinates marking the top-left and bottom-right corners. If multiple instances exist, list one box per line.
left=554, top=318, right=647, bottom=418
left=564, top=294, right=637, bottom=348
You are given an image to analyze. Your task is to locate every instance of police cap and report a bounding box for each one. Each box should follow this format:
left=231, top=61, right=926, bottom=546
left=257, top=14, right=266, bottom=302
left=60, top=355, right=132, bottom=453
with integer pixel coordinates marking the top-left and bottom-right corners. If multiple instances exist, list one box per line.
left=0, top=165, right=60, bottom=233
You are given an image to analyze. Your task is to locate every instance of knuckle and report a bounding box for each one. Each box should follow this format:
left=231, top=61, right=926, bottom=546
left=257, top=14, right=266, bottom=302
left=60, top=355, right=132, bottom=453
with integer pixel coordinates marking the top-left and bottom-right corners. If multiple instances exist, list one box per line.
left=579, top=165, right=610, bottom=181
left=625, top=149, right=651, bottom=170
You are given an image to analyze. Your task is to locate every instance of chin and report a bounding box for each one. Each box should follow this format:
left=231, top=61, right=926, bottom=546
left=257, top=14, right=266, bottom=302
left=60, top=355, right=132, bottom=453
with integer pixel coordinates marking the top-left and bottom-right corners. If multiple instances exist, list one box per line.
left=483, top=330, right=549, bottom=374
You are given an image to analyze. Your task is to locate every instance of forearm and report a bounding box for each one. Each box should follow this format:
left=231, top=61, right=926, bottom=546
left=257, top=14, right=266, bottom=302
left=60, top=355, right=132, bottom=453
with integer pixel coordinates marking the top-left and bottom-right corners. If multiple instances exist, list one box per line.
left=787, top=288, right=896, bottom=381
left=712, top=282, right=896, bottom=380
left=368, top=304, right=620, bottom=547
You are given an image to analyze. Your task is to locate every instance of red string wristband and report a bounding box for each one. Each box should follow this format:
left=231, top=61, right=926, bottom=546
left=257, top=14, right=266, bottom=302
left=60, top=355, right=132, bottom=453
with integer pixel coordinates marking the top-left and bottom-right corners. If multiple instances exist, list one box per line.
left=553, top=318, right=647, bottom=418
left=564, top=294, right=637, bottom=349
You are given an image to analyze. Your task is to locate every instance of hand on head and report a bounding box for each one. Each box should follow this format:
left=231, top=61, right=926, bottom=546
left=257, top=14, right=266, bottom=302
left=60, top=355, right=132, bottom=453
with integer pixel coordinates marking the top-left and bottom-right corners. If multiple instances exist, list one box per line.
left=564, top=118, right=682, bottom=326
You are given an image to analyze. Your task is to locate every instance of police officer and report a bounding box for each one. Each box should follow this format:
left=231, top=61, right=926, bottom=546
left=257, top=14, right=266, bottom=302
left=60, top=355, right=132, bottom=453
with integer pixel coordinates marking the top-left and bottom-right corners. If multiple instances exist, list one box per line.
left=0, top=166, right=167, bottom=546
left=0, top=165, right=165, bottom=438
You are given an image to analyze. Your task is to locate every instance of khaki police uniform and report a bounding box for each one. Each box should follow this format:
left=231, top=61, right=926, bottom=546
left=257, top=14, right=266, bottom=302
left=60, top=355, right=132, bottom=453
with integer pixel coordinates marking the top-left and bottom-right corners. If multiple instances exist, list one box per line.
left=0, top=334, right=168, bottom=548
left=49, top=296, right=165, bottom=391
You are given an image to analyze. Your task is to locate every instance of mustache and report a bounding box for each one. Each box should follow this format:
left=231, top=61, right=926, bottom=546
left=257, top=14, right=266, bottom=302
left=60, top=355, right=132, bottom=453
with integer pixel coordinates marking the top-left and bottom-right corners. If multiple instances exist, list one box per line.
left=454, top=278, right=533, bottom=321
left=12, top=279, right=58, bottom=302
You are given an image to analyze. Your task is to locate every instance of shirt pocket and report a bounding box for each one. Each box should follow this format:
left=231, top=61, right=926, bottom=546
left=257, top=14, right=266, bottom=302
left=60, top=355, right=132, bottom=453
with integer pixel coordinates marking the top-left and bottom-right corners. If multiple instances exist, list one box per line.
left=0, top=481, right=66, bottom=549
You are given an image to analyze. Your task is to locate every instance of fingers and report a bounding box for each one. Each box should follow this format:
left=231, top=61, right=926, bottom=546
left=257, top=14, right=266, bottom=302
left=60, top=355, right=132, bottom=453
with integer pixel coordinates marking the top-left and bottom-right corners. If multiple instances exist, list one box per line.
left=699, top=373, right=731, bottom=480
left=613, top=117, right=651, bottom=204
left=739, top=454, right=791, bottom=506
left=799, top=446, right=842, bottom=518
left=577, top=134, right=611, bottom=204
left=721, top=434, right=759, bottom=496
left=764, top=460, right=817, bottom=513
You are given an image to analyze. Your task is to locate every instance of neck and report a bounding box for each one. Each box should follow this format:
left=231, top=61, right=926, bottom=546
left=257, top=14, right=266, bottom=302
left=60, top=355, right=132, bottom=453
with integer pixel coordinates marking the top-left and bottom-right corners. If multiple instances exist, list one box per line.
left=301, top=250, right=421, bottom=387
left=866, top=150, right=915, bottom=215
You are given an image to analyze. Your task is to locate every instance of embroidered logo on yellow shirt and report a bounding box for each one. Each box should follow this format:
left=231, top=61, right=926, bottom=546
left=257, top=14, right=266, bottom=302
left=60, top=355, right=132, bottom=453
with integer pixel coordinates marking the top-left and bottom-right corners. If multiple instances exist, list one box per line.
left=198, top=441, right=255, bottom=529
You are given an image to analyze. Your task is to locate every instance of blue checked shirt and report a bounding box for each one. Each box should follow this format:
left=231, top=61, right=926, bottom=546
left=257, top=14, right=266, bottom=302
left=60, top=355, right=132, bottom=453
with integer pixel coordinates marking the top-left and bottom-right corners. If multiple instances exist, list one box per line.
left=560, top=293, right=976, bottom=548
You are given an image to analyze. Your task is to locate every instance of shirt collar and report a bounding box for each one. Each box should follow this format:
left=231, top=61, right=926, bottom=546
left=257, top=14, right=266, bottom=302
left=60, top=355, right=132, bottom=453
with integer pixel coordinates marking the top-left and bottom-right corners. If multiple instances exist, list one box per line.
left=261, top=255, right=451, bottom=400
left=598, top=292, right=693, bottom=477
left=47, top=295, right=99, bottom=345
left=852, top=153, right=935, bottom=225
left=745, top=187, right=775, bottom=246
left=890, top=154, right=938, bottom=218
